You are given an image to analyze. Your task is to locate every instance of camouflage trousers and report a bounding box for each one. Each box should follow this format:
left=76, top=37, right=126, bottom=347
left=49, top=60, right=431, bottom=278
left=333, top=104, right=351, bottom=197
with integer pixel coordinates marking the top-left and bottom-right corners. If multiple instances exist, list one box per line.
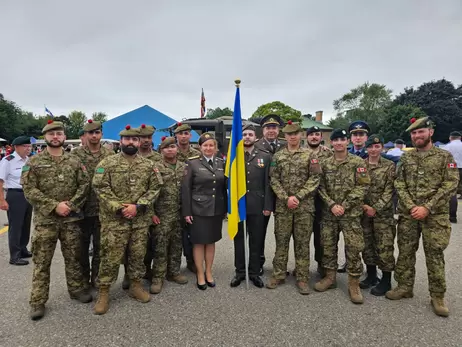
left=272, top=211, right=313, bottom=282
left=98, top=224, right=149, bottom=286
left=395, top=214, right=451, bottom=296
left=361, top=215, right=396, bottom=272
left=152, top=214, right=183, bottom=279
left=30, top=222, right=84, bottom=306
left=321, top=218, right=364, bottom=276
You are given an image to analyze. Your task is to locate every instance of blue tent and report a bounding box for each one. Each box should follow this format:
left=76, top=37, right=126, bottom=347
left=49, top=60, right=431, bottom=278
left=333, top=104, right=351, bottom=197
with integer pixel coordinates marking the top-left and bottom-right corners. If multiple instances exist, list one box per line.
left=384, top=141, right=394, bottom=149
left=102, top=105, right=198, bottom=146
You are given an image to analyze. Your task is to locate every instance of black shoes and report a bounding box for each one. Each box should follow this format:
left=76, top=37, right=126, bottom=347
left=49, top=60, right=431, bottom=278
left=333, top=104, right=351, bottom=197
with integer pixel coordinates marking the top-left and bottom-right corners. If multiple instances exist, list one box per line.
left=230, top=275, right=264, bottom=288
left=196, top=275, right=207, bottom=290
left=259, top=267, right=264, bottom=276
left=230, top=275, right=244, bottom=287
left=450, top=216, right=457, bottom=223
left=250, top=276, right=264, bottom=288
left=360, top=265, right=380, bottom=289
left=205, top=273, right=215, bottom=287
left=337, top=262, right=347, bottom=273
left=9, top=258, right=29, bottom=266
left=371, top=271, right=392, bottom=296
left=21, top=250, right=32, bottom=258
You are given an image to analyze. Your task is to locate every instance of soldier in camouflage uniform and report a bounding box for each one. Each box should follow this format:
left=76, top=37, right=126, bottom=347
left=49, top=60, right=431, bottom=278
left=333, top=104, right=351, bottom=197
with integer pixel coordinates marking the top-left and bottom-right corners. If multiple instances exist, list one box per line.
left=150, top=137, right=188, bottom=294
left=266, top=121, right=321, bottom=295
left=314, top=129, right=370, bottom=304
left=386, top=117, right=459, bottom=317
left=21, top=120, right=92, bottom=320
left=92, top=125, right=163, bottom=315
left=360, top=134, right=396, bottom=296
left=70, top=119, right=113, bottom=289
left=174, top=122, right=201, bottom=273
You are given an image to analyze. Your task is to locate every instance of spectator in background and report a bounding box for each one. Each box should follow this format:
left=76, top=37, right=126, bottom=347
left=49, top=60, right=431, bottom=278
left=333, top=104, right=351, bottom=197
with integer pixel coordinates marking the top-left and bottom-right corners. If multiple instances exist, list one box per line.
left=443, top=131, right=462, bottom=223
left=387, top=139, right=405, bottom=157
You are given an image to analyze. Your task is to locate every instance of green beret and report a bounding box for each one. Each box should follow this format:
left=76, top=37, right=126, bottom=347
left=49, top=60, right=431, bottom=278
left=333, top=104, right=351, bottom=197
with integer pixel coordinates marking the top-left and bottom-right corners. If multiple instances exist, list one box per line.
left=174, top=122, right=191, bottom=134
left=198, top=132, right=215, bottom=146
left=12, top=136, right=31, bottom=146
left=242, top=123, right=256, bottom=132
left=119, top=125, right=141, bottom=137
left=365, top=134, right=384, bottom=147
left=83, top=119, right=102, bottom=132
left=330, top=129, right=348, bottom=141
left=138, top=124, right=156, bottom=136
left=78, top=129, right=85, bottom=137
left=159, top=136, right=176, bottom=149
left=42, top=120, right=65, bottom=134
left=282, top=121, right=302, bottom=134
left=406, top=117, right=433, bottom=132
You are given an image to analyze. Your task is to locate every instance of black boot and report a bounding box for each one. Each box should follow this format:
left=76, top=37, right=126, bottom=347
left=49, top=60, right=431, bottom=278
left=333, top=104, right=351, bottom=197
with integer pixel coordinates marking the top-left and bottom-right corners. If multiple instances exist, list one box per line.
left=359, top=265, right=380, bottom=289
left=371, top=271, right=392, bottom=296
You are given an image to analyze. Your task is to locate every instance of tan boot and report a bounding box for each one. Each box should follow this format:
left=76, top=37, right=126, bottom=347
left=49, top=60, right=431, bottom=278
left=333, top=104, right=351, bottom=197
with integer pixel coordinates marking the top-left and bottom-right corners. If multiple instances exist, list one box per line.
left=385, top=286, right=414, bottom=300
left=94, top=285, right=110, bottom=315
left=265, top=277, right=285, bottom=289
left=314, top=269, right=337, bottom=292
left=30, top=304, right=46, bottom=321
left=297, top=281, right=310, bottom=295
left=150, top=279, right=164, bottom=294
left=167, top=274, right=188, bottom=285
left=431, top=296, right=449, bottom=317
left=348, top=275, right=364, bottom=304
left=129, top=280, right=151, bottom=303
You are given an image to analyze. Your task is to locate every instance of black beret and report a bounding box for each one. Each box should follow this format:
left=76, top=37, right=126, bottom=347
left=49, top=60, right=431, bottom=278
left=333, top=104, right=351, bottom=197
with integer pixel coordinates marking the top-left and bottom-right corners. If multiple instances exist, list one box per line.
left=12, top=136, right=31, bottom=146
left=394, top=139, right=405, bottom=144
left=306, top=126, right=321, bottom=135
left=450, top=131, right=461, bottom=137
left=330, top=129, right=348, bottom=141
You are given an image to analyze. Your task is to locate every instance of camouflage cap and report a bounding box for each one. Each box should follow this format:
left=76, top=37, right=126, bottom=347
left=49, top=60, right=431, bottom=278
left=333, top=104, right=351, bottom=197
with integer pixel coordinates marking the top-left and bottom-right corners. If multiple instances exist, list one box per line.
left=12, top=136, right=31, bottom=146
left=42, top=120, right=65, bottom=134
left=242, top=123, right=256, bottom=132
left=365, top=134, right=384, bottom=147
left=119, top=124, right=141, bottom=137
left=159, top=136, right=176, bottom=149
left=406, top=116, right=433, bottom=132
left=83, top=119, right=102, bottom=132
left=174, top=122, right=192, bottom=134
left=282, top=120, right=302, bottom=134
left=138, top=124, right=156, bottom=136
left=306, top=125, right=321, bottom=135
left=330, top=128, right=348, bottom=141
left=198, top=132, right=215, bottom=146
left=261, top=114, right=284, bottom=128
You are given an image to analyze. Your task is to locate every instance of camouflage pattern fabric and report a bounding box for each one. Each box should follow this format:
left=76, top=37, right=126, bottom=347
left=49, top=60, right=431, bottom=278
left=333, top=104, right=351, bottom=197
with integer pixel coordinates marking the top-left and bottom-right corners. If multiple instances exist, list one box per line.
left=142, top=150, right=162, bottom=163
left=177, top=146, right=200, bottom=163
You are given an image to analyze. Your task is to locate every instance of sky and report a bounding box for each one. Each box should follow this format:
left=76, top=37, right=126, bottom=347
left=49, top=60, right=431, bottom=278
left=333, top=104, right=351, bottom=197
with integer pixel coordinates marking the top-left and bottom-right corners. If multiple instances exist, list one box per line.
left=1, top=0, right=462, bottom=124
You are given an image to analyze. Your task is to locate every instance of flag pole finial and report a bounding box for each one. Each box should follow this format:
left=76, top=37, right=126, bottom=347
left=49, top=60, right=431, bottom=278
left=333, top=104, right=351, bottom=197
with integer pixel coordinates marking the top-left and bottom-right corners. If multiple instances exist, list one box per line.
left=234, top=79, right=241, bottom=87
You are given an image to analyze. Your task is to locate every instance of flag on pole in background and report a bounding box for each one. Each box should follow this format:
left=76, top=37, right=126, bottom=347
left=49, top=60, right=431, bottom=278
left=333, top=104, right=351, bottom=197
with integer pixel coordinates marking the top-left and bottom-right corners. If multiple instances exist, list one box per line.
left=200, top=88, right=206, bottom=118
left=44, top=106, right=54, bottom=118
left=225, top=81, right=247, bottom=240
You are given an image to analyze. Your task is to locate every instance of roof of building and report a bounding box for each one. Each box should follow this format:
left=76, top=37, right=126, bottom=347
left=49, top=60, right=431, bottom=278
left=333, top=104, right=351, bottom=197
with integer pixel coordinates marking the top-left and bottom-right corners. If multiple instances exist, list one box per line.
left=301, top=118, right=333, bottom=131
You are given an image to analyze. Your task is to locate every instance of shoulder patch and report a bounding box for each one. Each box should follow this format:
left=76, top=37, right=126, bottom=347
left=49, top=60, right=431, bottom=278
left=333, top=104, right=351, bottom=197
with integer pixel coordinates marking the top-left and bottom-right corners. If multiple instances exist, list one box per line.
left=311, top=158, right=319, bottom=164
left=270, top=160, right=277, bottom=167
left=5, top=155, right=14, bottom=161
left=448, top=162, right=457, bottom=169
left=22, top=165, right=30, bottom=172
left=96, top=167, right=105, bottom=174
left=357, top=167, right=367, bottom=173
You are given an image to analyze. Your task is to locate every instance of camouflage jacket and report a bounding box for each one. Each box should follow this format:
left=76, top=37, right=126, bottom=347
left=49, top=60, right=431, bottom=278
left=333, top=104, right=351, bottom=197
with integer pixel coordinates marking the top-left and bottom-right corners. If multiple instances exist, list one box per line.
left=307, top=146, right=333, bottom=162
left=395, top=146, right=459, bottom=215
left=92, top=153, right=163, bottom=229
left=364, top=157, right=395, bottom=218
left=270, top=147, right=321, bottom=213
left=177, top=146, right=201, bottom=163
left=153, top=159, right=185, bottom=218
left=21, top=149, right=90, bottom=225
left=141, top=150, right=162, bottom=163
left=319, top=153, right=370, bottom=220
left=70, top=145, right=113, bottom=217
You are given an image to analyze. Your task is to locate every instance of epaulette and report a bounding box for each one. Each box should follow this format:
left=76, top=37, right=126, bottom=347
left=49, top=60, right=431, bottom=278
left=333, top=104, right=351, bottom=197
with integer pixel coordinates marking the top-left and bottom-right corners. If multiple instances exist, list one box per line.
left=188, top=155, right=200, bottom=160
left=5, top=155, right=14, bottom=161
left=257, top=148, right=270, bottom=154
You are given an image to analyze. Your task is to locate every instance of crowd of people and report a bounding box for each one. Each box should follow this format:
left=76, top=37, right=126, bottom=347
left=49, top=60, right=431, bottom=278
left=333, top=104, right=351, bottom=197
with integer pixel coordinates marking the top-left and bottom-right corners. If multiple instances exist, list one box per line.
left=0, top=114, right=459, bottom=321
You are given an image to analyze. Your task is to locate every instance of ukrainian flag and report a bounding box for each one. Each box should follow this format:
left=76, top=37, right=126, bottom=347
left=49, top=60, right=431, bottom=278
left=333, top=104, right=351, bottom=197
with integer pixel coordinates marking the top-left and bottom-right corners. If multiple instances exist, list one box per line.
left=225, top=81, right=247, bottom=240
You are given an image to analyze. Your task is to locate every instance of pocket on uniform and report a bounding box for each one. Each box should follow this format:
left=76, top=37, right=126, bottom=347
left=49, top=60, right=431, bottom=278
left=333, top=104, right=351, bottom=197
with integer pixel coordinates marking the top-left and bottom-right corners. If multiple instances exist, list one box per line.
left=427, top=217, right=451, bottom=251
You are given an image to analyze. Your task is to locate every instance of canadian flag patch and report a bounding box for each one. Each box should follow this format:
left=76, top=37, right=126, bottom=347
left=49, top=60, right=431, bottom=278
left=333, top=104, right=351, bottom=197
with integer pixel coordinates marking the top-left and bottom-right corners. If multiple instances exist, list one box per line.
left=311, top=159, right=319, bottom=164
left=448, top=163, right=457, bottom=168
left=357, top=167, right=367, bottom=173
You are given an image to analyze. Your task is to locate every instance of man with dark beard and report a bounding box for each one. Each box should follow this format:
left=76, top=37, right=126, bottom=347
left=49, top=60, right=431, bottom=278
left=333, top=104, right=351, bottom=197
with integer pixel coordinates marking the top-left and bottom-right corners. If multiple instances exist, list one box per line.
left=21, top=120, right=91, bottom=320
left=230, top=124, right=272, bottom=288
left=386, top=117, right=459, bottom=317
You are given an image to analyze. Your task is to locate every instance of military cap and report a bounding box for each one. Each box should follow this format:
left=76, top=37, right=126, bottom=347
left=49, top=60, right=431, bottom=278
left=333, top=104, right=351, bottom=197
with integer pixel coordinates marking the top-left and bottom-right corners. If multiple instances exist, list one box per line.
left=138, top=124, right=156, bottom=136
left=260, top=114, right=284, bottom=128
left=83, top=119, right=102, bottom=132
left=198, top=132, right=215, bottom=146
left=330, top=129, right=348, bottom=141
left=42, top=120, right=65, bottom=134
left=450, top=131, right=461, bottom=137
left=406, top=116, right=434, bottom=132
left=174, top=122, right=192, bottom=134
left=12, top=136, right=31, bottom=146
left=348, top=120, right=370, bottom=134
left=306, top=125, right=321, bottom=135
left=282, top=120, right=302, bottom=133
left=395, top=139, right=405, bottom=144
left=242, top=123, right=256, bottom=132
left=119, top=124, right=141, bottom=137
left=159, top=136, right=176, bottom=149
left=365, top=134, right=384, bottom=147
left=78, top=129, right=85, bottom=137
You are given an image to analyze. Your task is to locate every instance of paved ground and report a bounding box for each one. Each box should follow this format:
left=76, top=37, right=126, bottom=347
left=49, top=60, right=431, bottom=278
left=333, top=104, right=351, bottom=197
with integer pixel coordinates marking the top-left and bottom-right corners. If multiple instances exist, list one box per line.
left=0, top=210, right=461, bottom=347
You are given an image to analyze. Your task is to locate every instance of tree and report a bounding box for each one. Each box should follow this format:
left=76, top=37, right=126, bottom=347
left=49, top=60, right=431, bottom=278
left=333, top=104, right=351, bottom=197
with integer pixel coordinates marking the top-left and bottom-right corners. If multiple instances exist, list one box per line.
left=205, top=107, right=233, bottom=119
left=67, top=111, right=87, bottom=139
left=378, top=105, right=427, bottom=143
left=251, top=101, right=302, bottom=123
left=92, top=112, right=109, bottom=123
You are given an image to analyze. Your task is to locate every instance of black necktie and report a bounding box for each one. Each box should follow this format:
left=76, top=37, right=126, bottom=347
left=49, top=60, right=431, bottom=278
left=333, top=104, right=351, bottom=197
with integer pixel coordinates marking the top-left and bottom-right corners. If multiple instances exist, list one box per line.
left=356, top=151, right=361, bottom=156
left=245, top=152, right=250, bottom=161
left=208, top=159, right=213, bottom=167
left=270, top=142, right=276, bottom=152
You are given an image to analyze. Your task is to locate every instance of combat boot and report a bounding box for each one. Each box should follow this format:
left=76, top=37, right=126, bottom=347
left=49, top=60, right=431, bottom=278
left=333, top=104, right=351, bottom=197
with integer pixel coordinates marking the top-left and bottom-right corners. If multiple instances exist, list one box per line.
left=359, top=265, right=380, bottom=289
left=128, top=280, right=151, bottom=303
left=122, top=274, right=130, bottom=290
left=150, top=278, right=164, bottom=294
left=431, top=296, right=449, bottom=317
left=385, top=286, right=414, bottom=300
left=30, top=304, right=46, bottom=321
left=297, top=281, right=310, bottom=295
left=371, top=271, right=392, bottom=296
left=265, top=277, right=285, bottom=289
left=94, top=285, right=110, bottom=315
left=167, top=274, right=188, bottom=284
left=348, top=275, right=364, bottom=304
left=314, top=269, right=337, bottom=292
left=70, top=290, right=93, bottom=303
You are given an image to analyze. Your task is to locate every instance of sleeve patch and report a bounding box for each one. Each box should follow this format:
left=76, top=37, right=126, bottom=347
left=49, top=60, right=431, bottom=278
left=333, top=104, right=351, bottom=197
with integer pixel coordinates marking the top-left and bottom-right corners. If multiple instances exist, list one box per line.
left=81, top=165, right=87, bottom=172
left=96, top=167, right=105, bottom=174
left=22, top=165, right=30, bottom=172
left=448, top=163, right=457, bottom=169
left=270, top=161, right=277, bottom=167
left=311, top=159, right=319, bottom=164
left=357, top=167, right=367, bottom=173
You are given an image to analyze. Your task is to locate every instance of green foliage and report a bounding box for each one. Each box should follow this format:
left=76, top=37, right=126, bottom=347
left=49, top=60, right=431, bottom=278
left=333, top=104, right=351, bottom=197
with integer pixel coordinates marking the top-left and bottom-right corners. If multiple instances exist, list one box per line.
left=92, top=112, right=109, bottom=123
left=378, top=105, right=427, bottom=143
left=205, top=107, right=233, bottom=119
left=251, top=101, right=302, bottom=123
left=67, top=111, right=87, bottom=139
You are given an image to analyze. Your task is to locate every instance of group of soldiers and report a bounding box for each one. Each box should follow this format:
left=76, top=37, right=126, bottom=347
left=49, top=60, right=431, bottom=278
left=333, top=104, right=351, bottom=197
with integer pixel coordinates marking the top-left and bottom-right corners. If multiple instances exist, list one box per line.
left=15, top=111, right=458, bottom=321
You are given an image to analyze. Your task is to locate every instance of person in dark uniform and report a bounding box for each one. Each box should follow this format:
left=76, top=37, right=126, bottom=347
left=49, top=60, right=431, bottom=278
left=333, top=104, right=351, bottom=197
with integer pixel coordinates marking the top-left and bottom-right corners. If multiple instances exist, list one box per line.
left=182, top=133, right=227, bottom=290
left=230, top=124, right=273, bottom=288
left=254, top=114, right=286, bottom=274
left=0, top=136, right=33, bottom=265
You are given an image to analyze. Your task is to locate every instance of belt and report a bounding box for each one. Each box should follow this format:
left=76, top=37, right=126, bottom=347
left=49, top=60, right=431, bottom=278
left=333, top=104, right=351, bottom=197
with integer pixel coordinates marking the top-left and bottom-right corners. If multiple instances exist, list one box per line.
left=7, top=188, right=23, bottom=192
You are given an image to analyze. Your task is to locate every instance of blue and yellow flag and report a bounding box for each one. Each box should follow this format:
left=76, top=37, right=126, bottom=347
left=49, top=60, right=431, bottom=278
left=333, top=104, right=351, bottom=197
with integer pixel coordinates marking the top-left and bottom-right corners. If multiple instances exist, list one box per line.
left=225, top=81, right=247, bottom=240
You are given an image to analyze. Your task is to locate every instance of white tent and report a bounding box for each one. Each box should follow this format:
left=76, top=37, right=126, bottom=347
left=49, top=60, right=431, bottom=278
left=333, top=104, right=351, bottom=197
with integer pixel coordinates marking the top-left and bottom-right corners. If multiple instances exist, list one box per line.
left=0, top=138, right=7, bottom=142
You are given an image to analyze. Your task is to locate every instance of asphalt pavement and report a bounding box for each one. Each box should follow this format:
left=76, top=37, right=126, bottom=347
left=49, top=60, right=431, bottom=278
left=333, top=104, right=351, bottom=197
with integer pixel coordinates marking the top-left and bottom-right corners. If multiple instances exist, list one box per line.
left=0, top=211, right=461, bottom=347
